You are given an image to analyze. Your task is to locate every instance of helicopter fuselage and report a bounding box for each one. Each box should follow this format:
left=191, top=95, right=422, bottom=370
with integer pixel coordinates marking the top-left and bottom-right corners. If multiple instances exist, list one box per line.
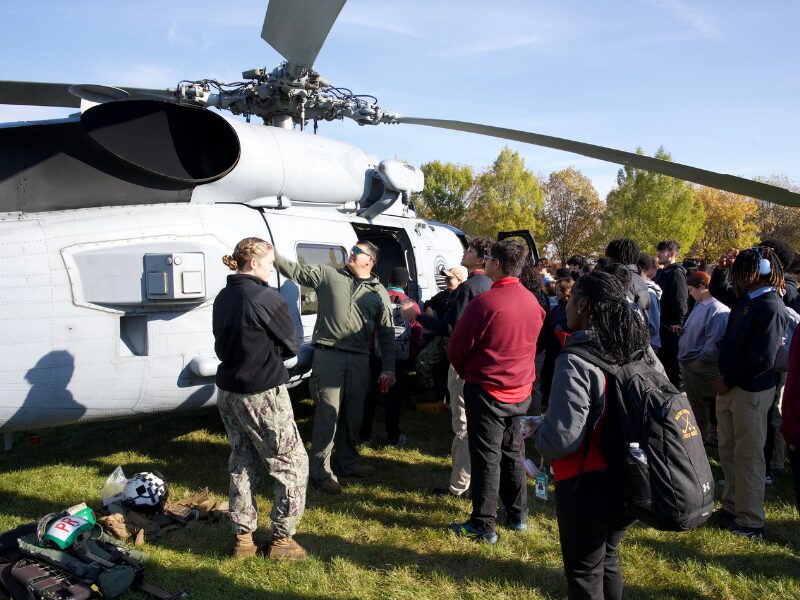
left=0, top=105, right=464, bottom=435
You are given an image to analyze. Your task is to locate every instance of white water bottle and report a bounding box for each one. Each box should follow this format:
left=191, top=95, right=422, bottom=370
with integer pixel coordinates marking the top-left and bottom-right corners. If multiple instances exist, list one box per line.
left=629, top=442, right=648, bottom=465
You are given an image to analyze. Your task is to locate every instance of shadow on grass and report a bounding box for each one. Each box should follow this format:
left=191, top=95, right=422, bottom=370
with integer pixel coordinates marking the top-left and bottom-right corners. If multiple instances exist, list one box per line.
left=299, top=531, right=566, bottom=594
left=0, top=489, right=69, bottom=523
left=637, top=534, right=800, bottom=582
left=757, top=518, right=800, bottom=553
left=145, top=564, right=337, bottom=600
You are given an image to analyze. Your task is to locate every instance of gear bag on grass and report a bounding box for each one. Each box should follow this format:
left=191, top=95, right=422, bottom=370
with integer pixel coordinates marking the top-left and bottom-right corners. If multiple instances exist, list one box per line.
left=563, top=345, right=715, bottom=531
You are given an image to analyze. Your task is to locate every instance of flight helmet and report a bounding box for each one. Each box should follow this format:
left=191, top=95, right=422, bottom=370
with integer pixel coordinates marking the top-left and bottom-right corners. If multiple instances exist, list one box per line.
left=122, top=471, right=168, bottom=511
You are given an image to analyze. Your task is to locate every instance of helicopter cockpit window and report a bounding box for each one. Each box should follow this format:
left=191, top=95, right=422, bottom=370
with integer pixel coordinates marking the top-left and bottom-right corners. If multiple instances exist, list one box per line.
left=296, top=243, right=347, bottom=316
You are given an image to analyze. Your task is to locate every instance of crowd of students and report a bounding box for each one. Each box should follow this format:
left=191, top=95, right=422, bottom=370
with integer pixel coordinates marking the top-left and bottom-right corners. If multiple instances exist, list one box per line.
left=210, top=233, right=800, bottom=599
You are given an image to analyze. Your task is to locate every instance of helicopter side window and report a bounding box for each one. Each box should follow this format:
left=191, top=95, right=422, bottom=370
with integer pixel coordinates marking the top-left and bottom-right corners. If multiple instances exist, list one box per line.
left=296, top=243, right=347, bottom=316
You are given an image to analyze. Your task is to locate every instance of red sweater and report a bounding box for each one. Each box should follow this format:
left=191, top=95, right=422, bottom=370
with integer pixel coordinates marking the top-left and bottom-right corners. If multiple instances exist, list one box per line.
left=781, top=333, right=800, bottom=445
left=448, top=277, right=545, bottom=403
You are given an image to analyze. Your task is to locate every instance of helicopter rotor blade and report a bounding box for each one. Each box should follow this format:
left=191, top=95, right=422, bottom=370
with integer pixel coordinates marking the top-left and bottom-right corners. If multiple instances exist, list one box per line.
left=398, top=117, right=800, bottom=208
left=261, top=0, right=346, bottom=71
left=0, top=81, right=81, bottom=108
left=0, top=80, right=178, bottom=109
left=69, top=84, right=131, bottom=104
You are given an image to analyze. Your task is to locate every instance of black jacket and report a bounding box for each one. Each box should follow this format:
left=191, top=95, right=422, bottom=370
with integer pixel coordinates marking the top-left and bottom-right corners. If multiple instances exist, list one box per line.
left=711, top=269, right=788, bottom=392
left=656, top=263, right=688, bottom=327
left=417, top=271, right=493, bottom=336
left=784, top=276, right=800, bottom=312
left=213, top=274, right=299, bottom=394
left=425, top=289, right=456, bottom=319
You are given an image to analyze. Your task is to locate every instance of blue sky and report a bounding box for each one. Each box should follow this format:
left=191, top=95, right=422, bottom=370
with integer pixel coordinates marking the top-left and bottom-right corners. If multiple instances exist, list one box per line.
left=3, top=0, right=799, bottom=199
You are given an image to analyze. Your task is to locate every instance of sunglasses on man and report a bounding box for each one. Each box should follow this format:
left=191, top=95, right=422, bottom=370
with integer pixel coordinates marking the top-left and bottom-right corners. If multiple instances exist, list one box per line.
left=351, top=246, right=374, bottom=260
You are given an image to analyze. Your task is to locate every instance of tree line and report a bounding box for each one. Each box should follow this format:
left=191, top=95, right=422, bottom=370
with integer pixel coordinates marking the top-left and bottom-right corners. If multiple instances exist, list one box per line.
left=412, top=147, right=800, bottom=264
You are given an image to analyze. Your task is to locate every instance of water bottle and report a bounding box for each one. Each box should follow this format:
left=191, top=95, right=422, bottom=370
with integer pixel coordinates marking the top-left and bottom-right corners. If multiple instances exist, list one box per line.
left=627, top=442, right=651, bottom=508
left=629, top=442, right=648, bottom=464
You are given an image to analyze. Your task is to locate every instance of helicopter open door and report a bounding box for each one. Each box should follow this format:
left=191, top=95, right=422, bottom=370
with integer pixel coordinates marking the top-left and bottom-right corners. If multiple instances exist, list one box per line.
left=498, top=230, right=540, bottom=263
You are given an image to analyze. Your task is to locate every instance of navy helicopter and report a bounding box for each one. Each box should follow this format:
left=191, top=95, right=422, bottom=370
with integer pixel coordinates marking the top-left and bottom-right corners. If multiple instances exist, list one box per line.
left=1, top=0, right=798, bottom=443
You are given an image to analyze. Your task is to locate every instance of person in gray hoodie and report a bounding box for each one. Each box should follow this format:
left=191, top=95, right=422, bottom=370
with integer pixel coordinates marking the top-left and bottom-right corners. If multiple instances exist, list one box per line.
left=678, top=270, right=730, bottom=446
left=533, top=271, right=662, bottom=600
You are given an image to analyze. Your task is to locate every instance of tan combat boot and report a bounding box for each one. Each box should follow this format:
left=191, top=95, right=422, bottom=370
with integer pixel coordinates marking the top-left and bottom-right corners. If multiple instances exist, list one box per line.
left=232, top=532, right=257, bottom=559
left=268, top=536, right=309, bottom=561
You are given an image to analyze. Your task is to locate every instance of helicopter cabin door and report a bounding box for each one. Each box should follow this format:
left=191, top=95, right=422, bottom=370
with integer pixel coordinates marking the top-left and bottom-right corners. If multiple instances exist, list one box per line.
left=497, top=230, right=540, bottom=263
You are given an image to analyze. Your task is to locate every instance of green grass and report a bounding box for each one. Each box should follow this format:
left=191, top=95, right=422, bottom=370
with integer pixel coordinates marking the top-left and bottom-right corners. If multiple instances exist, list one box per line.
left=2, top=394, right=800, bottom=600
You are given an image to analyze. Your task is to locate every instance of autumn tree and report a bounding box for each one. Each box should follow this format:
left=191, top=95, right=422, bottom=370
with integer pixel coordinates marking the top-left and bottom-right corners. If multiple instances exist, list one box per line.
left=466, top=147, right=544, bottom=239
left=603, top=146, right=704, bottom=254
left=542, top=167, right=604, bottom=263
left=753, top=174, right=800, bottom=251
left=413, top=161, right=474, bottom=230
left=690, top=187, right=759, bottom=260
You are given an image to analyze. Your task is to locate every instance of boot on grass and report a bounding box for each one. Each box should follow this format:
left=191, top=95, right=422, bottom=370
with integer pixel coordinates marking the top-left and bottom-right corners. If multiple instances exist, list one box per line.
left=232, top=532, right=257, bottom=559
left=268, top=536, right=309, bottom=560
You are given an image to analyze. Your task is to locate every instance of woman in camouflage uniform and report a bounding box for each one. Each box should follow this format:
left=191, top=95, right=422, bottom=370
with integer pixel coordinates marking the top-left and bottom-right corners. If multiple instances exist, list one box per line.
left=213, top=238, right=309, bottom=560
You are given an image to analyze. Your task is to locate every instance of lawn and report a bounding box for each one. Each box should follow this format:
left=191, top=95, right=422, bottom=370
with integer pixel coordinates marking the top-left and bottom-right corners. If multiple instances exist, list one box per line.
left=1, top=392, right=799, bottom=600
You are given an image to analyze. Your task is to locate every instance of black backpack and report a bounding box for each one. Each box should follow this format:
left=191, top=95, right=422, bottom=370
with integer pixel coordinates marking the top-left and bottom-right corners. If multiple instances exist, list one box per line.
left=564, top=345, right=715, bottom=531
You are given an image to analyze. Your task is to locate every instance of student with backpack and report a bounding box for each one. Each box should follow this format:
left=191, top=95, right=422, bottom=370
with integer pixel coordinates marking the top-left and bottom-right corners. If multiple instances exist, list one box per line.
left=533, top=271, right=649, bottom=599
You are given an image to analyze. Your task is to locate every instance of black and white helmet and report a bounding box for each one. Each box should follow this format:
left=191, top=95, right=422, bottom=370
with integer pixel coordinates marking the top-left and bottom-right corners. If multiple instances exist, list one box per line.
left=122, top=471, right=168, bottom=510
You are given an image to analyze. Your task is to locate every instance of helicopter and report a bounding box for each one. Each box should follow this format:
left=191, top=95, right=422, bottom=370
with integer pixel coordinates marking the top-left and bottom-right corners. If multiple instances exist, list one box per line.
left=1, top=0, right=799, bottom=444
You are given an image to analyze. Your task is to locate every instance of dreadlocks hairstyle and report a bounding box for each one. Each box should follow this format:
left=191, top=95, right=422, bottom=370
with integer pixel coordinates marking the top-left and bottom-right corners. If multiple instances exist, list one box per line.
left=605, top=238, right=641, bottom=266
left=573, top=270, right=650, bottom=364
left=729, top=246, right=784, bottom=296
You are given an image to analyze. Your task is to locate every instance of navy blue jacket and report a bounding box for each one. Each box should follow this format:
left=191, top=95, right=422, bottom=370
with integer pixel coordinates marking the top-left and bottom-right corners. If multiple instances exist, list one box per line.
left=711, top=269, right=788, bottom=392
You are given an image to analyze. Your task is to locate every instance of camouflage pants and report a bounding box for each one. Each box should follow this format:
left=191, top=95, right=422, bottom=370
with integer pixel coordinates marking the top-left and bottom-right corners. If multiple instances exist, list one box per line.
left=217, top=385, right=308, bottom=538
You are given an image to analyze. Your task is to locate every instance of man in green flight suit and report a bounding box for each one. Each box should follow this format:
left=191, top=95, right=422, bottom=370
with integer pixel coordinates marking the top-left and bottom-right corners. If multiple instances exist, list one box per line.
left=275, top=240, right=396, bottom=495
